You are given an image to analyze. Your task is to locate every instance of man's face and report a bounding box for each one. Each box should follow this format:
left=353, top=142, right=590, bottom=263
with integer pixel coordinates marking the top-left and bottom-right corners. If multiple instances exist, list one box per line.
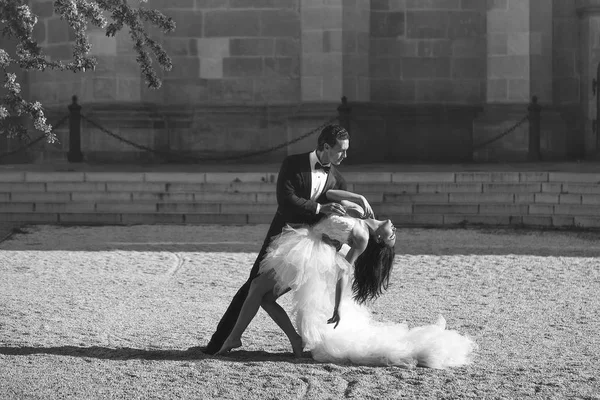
left=322, top=139, right=349, bottom=166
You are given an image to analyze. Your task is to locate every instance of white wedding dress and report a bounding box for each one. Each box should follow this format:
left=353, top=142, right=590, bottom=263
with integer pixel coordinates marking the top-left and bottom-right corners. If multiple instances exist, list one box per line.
left=259, top=215, right=477, bottom=369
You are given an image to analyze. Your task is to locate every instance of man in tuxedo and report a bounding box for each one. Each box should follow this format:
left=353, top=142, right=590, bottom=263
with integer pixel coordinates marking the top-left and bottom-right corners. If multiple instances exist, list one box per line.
left=202, top=124, right=352, bottom=355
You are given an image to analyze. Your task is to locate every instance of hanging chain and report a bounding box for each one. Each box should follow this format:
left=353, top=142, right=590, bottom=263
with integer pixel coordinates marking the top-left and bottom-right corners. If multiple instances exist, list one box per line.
left=80, top=114, right=338, bottom=163
left=472, top=114, right=530, bottom=151
left=1, top=106, right=532, bottom=161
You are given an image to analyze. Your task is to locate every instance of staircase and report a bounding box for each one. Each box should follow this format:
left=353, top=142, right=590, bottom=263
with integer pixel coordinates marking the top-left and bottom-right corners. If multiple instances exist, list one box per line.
left=2, top=170, right=600, bottom=229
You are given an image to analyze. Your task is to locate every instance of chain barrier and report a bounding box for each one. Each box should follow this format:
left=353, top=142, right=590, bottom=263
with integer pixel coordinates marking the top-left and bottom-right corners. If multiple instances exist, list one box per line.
left=80, top=114, right=338, bottom=163
left=472, top=114, right=529, bottom=151
left=0, top=115, right=70, bottom=160
left=346, top=110, right=531, bottom=154
left=0, top=104, right=531, bottom=162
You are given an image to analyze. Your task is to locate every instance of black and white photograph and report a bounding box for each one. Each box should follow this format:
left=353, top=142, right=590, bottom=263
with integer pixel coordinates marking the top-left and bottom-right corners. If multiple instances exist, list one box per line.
left=0, top=0, right=598, bottom=399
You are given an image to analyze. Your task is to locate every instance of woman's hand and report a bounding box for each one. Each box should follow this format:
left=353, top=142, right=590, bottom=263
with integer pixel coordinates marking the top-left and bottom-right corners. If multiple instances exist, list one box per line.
left=359, top=196, right=374, bottom=218
left=327, top=309, right=340, bottom=329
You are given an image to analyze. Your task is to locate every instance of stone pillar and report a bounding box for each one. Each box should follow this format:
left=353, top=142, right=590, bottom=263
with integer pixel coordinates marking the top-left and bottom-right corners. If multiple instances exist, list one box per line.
left=342, top=0, right=370, bottom=102
left=300, top=1, right=342, bottom=102
left=530, top=0, right=554, bottom=102
left=486, top=0, right=553, bottom=104
left=300, top=0, right=369, bottom=102
left=553, top=0, right=581, bottom=106
left=577, top=0, right=600, bottom=156
left=475, top=0, right=556, bottom=162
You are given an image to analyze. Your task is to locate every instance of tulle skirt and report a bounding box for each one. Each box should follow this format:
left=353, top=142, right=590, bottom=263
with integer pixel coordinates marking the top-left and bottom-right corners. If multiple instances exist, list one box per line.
left=259, top=225, right=477, bottom=369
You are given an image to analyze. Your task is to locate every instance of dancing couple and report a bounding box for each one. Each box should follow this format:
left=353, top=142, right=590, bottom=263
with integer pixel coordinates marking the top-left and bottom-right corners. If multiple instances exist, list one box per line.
left=199, top=125, right=476, bottom=368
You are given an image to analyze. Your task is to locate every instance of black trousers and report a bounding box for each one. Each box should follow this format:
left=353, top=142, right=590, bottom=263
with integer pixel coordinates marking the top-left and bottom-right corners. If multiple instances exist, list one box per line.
left=204, top=218, right=282, bottom=354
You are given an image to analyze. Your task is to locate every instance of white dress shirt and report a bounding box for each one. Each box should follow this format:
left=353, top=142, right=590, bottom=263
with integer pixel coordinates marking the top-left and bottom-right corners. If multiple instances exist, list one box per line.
left=309, top=150, right=329, bottom=214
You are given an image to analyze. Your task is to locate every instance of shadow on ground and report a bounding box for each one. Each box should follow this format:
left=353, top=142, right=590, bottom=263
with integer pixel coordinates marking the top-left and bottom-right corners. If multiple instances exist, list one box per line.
left=0, top=346, right=317, bottom=364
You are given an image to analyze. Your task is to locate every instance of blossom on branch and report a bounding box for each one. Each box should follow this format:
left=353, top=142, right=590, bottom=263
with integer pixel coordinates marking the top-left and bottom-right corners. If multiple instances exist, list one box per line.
left=0, top=0, right=175, bottom=141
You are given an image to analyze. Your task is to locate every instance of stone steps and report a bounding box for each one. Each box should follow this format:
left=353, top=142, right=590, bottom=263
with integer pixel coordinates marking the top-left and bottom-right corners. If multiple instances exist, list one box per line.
left=2, top=170, right=600, bottom=229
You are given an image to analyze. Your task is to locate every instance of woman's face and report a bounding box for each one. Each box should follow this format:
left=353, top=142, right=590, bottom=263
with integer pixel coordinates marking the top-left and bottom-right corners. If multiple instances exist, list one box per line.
left=376, top=220, right=396, bottom=247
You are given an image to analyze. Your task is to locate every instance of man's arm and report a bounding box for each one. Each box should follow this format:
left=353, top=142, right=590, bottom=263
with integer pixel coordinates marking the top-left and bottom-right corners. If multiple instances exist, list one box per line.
left=325, top=189, right=374, bottom=218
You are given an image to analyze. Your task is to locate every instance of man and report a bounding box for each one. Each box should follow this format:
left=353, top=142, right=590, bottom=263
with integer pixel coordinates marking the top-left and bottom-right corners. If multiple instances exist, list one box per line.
left=202, top=124, right=363, bottom=355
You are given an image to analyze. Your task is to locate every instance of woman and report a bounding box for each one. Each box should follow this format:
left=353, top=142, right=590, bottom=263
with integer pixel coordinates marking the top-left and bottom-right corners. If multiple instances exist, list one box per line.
left=217, top=190, right=476, bottom=368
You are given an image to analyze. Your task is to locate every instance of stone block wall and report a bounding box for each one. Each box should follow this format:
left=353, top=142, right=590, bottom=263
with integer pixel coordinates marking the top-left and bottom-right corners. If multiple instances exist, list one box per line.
left=552, top=0, right=580, bottom=105
left=486, top=0, right=553, bottom=103
left=19, top=0, right=306, bottom=164
left=298, top=0, right=372, bottom=103
left=300, top=0, right=343, bottom=102
left=164, top=0, right=301, bottom=106
left=27, top=3, right=148, bottom=106
left=578, top=1, right=600, bottom=156
left=26, top=0, right=301, bottom=107
left=551, top=0, right=584, bottom=158
left=342, top=0, right=371, bottom=102
left=4, top=0, right=589, bottom=164
left=369, top=0, right=486, bottom=104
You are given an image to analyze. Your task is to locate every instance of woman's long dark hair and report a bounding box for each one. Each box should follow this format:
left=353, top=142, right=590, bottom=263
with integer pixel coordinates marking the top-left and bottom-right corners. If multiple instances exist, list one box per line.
left=351, top=235, right=395, bottom=304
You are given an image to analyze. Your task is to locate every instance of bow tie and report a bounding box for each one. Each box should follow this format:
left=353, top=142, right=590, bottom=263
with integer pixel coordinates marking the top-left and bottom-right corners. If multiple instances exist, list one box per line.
left=314, top=162, right=331, bottom=173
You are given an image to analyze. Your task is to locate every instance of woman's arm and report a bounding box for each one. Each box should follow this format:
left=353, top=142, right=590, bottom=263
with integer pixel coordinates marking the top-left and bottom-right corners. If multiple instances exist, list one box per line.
left=326, top=189, right=374, bottom=218
left=327, top=272, right=347, bottom=329
left=327, top=224, right=369, bottom=328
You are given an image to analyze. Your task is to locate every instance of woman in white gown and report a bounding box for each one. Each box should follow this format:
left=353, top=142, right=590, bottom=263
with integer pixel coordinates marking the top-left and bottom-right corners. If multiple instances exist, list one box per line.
left=217, top=190, right=476, bottom=369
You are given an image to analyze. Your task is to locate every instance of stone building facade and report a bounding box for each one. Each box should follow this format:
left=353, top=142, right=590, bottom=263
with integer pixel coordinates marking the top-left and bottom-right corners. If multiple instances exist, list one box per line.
left=9, top=0, right=597, bottom=163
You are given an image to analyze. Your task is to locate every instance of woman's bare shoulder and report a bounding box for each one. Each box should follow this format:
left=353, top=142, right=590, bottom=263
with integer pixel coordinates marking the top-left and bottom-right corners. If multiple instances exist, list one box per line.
left=349, top=219, right=369, bottom=248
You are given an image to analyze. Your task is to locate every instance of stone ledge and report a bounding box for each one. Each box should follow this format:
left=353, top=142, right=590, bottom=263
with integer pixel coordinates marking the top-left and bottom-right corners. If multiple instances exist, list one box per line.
left=24, top=172, right=85, bottom=182
left=392, top=172, right=456, bottom=183
left=12, top=170, right=596, bottom=184
left=8, top=199, right=600, bottom=211
left=1, top=210, right=600, bottom=230
left=348, top=101, right=483, bottom=117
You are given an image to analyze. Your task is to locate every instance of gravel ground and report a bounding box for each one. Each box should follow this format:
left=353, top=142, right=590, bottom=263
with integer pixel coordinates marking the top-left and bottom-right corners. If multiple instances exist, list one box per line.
left=0, top=224, right=599, bottom=399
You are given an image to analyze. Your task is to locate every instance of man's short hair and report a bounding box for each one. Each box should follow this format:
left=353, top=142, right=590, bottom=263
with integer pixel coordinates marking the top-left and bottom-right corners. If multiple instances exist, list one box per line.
left=317, top=124, right=350, bottom=151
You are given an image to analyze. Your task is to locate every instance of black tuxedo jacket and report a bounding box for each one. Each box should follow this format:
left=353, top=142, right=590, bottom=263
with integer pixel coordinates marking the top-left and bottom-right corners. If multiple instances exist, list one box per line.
left=274, top=151, right=347, bottom=227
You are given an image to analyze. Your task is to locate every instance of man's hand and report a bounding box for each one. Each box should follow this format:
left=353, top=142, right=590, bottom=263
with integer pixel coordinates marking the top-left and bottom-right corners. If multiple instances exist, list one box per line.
left=320, top=202, right=346, bottom=216
left=327, top=309, right=340, bottom=329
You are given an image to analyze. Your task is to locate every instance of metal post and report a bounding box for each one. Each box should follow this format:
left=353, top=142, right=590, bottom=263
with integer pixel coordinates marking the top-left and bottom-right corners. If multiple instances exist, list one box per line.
left=528, top=96, right=541, bottom=161
left=67, top=95, right=83, bottom=162
left=337, top=96, right=351, bottom=133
